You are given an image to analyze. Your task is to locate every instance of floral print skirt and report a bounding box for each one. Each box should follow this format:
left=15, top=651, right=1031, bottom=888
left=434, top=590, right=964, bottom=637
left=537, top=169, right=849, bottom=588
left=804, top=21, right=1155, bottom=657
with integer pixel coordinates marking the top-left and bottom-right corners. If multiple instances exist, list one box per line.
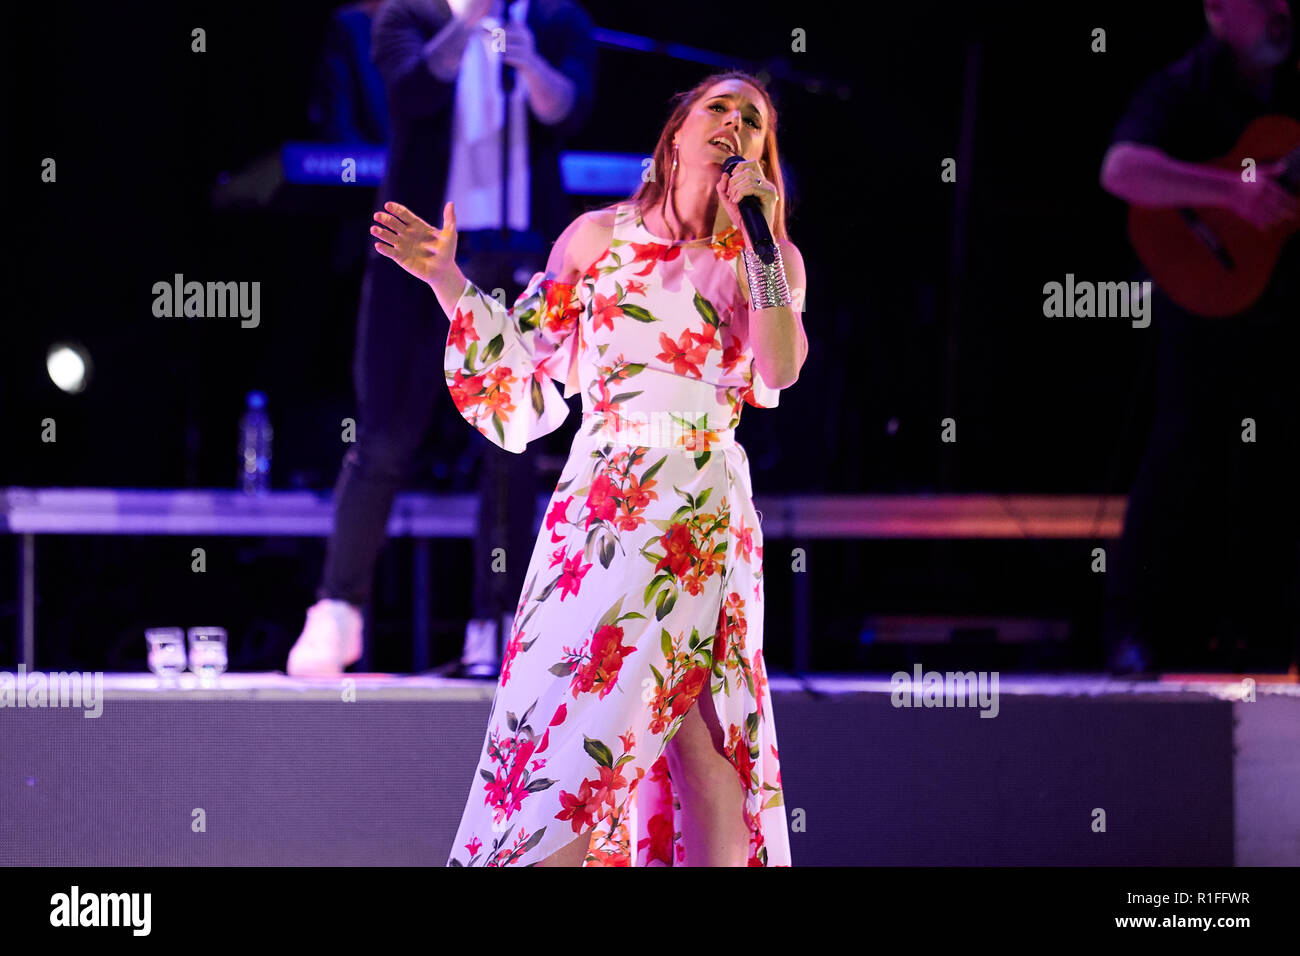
left=446, top=410, right=790, bottom=866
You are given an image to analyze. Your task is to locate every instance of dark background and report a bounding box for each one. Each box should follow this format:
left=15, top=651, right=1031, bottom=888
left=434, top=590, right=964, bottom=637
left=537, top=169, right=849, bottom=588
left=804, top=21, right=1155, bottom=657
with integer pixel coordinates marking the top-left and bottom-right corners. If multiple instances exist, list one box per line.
left=1, top=0, right=1279, bottom=672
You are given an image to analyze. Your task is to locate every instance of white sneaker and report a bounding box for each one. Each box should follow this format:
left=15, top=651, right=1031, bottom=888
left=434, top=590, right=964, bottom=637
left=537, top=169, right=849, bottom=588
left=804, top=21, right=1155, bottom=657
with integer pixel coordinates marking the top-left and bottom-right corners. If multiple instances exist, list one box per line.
left=287, top=599, right=363, bottom=676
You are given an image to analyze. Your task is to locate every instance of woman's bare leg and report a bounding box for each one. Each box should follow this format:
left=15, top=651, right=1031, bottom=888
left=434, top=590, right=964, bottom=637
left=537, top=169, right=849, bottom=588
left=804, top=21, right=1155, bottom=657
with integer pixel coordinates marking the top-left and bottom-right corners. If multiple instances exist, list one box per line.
left=534, top=830, right=590, bottom=867
left=664, top=683, right=750, bottom=866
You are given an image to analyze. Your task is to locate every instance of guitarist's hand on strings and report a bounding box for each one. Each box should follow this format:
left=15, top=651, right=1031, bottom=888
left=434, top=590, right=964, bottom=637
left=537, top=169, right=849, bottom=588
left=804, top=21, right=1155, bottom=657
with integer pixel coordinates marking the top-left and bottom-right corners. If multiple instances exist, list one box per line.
left=1227, top=160, right=1297, bottom=230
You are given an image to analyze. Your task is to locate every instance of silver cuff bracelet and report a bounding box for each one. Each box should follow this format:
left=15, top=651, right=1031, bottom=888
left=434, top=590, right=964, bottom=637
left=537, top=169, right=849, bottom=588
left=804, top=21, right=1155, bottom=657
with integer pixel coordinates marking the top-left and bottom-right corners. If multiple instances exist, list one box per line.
left=741, top=246, right=792, bottom=310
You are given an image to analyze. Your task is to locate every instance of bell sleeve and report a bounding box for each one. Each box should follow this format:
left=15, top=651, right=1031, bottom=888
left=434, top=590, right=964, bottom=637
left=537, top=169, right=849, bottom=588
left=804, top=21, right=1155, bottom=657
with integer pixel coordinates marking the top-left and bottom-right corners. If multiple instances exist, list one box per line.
left=444, top=271, right=585, bottom=453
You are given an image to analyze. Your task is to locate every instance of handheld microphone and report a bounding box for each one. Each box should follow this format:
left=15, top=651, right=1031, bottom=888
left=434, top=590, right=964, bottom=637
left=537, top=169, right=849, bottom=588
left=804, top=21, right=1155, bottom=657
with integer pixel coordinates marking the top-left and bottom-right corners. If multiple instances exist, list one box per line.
left=722, top=154, right=777, bottom=264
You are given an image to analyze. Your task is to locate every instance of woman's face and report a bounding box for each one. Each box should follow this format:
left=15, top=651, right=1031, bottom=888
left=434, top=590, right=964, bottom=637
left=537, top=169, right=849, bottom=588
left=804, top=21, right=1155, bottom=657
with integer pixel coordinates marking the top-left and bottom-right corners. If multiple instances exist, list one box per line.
left=675, top=79, right=769, bottom=173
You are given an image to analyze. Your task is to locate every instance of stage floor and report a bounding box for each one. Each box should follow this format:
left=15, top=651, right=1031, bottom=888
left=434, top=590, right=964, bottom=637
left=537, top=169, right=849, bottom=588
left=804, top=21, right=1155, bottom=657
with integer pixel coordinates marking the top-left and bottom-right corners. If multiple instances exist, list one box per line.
left=3, top=671, right=1296, bottom=865
left=35, top=670, right=1297, bottom=699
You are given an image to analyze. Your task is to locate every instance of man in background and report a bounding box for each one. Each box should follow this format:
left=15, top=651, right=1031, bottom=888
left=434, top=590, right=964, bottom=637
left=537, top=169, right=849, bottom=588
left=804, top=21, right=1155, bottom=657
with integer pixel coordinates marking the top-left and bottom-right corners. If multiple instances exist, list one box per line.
left=289, top=0, right=596, bottom=677
left=1099, top=0, right=1299, bottom=673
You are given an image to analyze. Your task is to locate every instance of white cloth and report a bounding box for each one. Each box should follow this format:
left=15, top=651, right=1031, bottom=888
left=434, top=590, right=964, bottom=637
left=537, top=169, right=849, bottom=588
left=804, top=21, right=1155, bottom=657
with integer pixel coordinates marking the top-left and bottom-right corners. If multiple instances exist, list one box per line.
left=444, top=0, right=531, bottom=231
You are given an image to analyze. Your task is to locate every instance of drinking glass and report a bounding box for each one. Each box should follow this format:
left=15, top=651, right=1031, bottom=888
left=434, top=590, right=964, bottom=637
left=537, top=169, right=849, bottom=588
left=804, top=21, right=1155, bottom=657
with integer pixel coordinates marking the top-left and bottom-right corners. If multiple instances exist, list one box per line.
left=145, top=628, right=187, bottom=685
left=187, top=627, right=228, bottom=686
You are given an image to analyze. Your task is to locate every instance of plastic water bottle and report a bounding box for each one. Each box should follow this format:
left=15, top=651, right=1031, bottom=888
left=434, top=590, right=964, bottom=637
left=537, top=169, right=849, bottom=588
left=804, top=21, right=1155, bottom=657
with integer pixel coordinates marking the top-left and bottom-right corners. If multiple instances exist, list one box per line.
left=239, top=391, right=272, bottom=494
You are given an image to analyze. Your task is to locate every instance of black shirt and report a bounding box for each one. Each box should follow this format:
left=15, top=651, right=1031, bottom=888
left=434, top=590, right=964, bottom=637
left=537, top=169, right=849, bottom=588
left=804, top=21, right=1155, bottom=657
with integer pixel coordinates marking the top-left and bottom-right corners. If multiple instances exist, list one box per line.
left=370, top=0, right=596, bottom=244
left=1110, top=32, right=1300, bottom=313
left=1111, top=32, right=1300, bottom=159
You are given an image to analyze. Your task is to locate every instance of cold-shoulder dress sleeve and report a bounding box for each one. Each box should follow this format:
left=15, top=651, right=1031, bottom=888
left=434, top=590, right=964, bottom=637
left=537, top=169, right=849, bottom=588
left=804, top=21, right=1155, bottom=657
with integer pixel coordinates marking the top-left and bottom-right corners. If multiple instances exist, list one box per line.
left=445, top=271, right=586, bottom=453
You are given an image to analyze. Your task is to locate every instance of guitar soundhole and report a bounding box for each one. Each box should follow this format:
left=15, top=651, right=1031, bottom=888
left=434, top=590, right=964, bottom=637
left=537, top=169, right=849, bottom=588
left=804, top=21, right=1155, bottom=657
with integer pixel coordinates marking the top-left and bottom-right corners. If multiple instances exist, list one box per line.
left=1178, top=208, right=1235, bottom=269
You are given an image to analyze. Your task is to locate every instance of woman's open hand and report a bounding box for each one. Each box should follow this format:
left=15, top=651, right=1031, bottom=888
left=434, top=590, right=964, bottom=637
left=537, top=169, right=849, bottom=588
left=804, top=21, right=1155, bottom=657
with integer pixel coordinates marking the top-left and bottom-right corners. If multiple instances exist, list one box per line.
left=371, top=201, right=459, bottom=287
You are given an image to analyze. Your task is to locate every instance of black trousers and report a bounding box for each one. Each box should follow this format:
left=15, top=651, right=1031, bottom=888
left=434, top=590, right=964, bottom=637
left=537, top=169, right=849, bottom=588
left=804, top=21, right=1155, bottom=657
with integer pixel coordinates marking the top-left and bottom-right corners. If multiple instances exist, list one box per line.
left=1103, top=287, right=1300, bottom=669
left=317, top=229, right=550, bottom=629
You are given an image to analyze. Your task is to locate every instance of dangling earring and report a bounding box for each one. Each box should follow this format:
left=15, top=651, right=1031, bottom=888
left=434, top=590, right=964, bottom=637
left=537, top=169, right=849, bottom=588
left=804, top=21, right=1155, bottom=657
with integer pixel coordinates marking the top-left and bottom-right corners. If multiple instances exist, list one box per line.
left=663, top=140, right=680, bottom=240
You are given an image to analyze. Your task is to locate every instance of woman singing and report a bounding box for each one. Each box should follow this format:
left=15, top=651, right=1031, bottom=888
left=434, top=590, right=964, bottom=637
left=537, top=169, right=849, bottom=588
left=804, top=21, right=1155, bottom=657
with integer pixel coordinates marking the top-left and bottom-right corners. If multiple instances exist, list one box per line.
left=370, top=69, right=807, bottom=866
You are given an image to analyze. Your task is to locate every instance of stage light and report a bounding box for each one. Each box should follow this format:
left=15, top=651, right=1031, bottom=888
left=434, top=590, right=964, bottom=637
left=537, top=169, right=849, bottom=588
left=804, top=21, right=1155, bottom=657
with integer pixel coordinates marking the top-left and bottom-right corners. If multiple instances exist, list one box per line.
left=46, top=342, right=92, bottom=394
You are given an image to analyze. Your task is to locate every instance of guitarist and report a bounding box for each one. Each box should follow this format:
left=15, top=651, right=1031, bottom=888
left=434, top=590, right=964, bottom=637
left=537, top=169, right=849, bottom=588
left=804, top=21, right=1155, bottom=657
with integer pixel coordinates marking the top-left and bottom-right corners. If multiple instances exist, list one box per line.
left=1099, top=0, right=1299, bottom=674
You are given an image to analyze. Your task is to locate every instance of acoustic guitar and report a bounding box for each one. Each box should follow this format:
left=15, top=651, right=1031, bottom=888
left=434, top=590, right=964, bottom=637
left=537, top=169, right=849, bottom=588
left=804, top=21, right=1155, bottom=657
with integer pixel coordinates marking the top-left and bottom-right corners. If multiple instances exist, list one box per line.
left=1127, top=114, right=1300, bottom=317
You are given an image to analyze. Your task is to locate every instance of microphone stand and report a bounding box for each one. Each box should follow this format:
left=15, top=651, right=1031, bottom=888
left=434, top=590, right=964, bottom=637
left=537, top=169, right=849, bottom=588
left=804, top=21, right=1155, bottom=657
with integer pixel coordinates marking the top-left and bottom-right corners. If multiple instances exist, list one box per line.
left=500, top=58, right=513, bottom=242
left=489, top=50, right=514, bottom=662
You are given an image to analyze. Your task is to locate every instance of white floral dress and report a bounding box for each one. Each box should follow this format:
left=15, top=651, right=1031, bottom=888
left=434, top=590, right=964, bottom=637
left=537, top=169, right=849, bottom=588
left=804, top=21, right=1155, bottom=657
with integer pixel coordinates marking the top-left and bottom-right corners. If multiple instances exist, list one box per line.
left=444, top=200, right=792, bottom=866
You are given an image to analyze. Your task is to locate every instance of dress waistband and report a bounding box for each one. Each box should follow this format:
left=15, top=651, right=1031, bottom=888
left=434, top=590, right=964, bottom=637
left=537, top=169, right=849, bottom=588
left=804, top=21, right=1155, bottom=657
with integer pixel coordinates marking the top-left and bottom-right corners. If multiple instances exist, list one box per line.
left=581, top=410, right=736, bottom=451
